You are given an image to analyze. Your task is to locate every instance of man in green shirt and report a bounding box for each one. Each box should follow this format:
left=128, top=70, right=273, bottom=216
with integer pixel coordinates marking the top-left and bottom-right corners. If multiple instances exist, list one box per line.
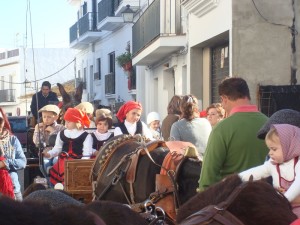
left=198, top=77, right=269, bottom=191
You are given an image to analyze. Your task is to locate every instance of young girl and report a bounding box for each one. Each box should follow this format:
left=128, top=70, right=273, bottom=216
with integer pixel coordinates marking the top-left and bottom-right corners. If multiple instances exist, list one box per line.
left=91, top=110, right=114, bottom=154
left=239, top=124, right=300, bottom=217
left=114, top=101, right=153, bottom=140
left=43, top=108, right=93, bottom=186
left=147, top=111, right=163, bottom=140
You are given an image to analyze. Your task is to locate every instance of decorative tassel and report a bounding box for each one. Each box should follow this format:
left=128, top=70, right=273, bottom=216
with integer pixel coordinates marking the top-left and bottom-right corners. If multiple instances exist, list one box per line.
left=0, top=157, right=14, bottom=198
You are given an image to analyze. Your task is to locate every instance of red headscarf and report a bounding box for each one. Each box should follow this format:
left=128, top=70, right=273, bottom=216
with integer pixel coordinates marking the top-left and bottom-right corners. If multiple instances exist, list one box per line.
left=64, top=108, right=90, bottom=128
left=116, top=101, right=142, bottom=123
left=0, top=108, right=12, bottom=134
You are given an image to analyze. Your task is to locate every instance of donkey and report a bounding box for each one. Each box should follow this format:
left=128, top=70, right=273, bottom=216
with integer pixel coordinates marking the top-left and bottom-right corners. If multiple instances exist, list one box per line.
left=177, top=174, right=297, bottom=225
left=57, top=82, right=83, bottom=124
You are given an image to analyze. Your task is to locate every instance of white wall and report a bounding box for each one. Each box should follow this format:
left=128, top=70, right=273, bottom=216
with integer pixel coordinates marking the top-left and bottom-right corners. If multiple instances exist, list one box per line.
left=189, top=0, right=232, bottom=47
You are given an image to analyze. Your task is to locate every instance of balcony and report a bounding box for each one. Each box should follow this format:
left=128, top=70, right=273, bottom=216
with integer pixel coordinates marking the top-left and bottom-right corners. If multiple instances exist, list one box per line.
left=132, top=0, right=186, bottom=66
left=97, top=0, right=140, bottom=31
left=105, top=73, right=115, bottom=95
left=69, top=12, right=101, bottom=49
left=0, top=89, right=16, bottom=102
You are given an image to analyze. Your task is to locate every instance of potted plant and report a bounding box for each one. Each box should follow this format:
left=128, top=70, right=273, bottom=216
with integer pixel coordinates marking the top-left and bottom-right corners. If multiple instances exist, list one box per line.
left=116, top=52, right=132, bottom=71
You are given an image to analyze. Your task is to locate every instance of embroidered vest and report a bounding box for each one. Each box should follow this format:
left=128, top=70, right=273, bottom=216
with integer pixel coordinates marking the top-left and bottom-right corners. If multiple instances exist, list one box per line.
left=60, top=131, right=89, bottom=156
left=91, top=132, right=114, bottom=151
left=118, top=120, right=143, bottom=135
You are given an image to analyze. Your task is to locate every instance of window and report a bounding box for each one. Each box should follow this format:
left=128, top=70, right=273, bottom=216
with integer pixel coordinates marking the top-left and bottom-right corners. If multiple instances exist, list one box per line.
left=1, top=76, right=4, bottom=90
left=82, top=1, right=87, bottom=16
left=95, top=58, right=101, bottom=80
left=9, top=75, right=12, bottom=89
left=83, top=67, right=87, bottom=89
left=109, top=52, right=115, bottom=74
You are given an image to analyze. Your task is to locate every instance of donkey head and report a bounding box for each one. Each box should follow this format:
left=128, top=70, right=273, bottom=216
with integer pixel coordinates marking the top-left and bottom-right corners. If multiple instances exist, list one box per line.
left=57, top=82, right=83, bottom=124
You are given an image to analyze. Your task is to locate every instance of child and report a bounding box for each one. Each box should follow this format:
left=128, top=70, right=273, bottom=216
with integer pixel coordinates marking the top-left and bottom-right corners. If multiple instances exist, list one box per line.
left=114, top=101, right=153, bottom=140
left=33, top=104, right=65, bottom=147
left=43, top=108, right=93, bottom=186
left=33, top=105, right=65, bottom=174
left=75, top=102, right=95, bottom=128
left=239, top=124, right=300, bottom=217
left=91, top=109, right=114, bottom=154
left=0, top=110, right=27, bottom=201
left=147, top=112, right=163, bottom=140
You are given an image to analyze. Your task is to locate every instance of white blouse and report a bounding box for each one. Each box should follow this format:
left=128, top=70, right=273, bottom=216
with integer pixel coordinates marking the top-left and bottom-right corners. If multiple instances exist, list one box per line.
left=114, top=120, right=154, bottom=140
left=47, top=129, right=93, bottom=159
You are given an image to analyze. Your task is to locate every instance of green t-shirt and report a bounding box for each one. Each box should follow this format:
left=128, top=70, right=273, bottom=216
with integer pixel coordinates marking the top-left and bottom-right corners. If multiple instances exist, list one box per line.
left=198, top=112, right=269, bottom=191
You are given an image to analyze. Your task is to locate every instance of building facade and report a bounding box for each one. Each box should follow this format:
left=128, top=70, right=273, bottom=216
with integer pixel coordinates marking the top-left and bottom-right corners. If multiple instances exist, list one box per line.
left=0, top=48, right=76, bottom=116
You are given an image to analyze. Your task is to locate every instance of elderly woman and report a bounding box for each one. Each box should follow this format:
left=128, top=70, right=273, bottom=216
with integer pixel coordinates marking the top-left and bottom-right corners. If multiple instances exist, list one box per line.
left=0, top=108, right=26, bottom=200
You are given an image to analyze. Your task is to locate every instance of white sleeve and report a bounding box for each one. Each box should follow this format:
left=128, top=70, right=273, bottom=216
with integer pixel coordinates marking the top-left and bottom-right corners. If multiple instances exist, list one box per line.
left=142, top=122, right=154, bottom=140
left=239, top=160, right=271, bottom=182
left=114, top=127, right=123, bottom=136
left=284, top=161, right=300, bottom=202
left=47, top=131, right=63, bottom=158
left=82, top=134, right=93, bottom=159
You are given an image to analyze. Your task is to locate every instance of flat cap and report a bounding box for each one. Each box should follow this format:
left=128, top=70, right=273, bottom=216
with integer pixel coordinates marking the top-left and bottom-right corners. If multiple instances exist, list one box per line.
left=257, top=109, right=300, bottom=139
left=38, top=104, right=60, bottom=115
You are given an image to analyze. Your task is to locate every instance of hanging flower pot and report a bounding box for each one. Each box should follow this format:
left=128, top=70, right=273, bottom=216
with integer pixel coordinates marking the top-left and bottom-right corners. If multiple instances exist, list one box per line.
left=116, top=52, right=132, bottom=70
left=123, top=61, right=132, bottom=71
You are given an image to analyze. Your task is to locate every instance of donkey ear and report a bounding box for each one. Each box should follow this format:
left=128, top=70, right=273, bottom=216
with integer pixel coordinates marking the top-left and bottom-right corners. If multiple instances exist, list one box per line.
left=57, top=83, right=71, bottom=103
left=74, top=82, right=83, bottom=103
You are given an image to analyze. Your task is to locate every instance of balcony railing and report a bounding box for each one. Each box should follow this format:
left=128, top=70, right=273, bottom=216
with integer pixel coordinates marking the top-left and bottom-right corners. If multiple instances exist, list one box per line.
left=132, top=0, right=182, bottom=56
left=105, top=73, right=115, bottom=95
left=0, top=89, right=16, bottom=102
left=69, top=12, right=98, bottom=43
left=97, top=0, right=121, bottom=23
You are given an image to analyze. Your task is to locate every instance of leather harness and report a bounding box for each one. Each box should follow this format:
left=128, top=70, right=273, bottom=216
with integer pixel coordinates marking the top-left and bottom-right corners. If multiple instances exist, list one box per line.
left=179, top=180, right=253, bottom=225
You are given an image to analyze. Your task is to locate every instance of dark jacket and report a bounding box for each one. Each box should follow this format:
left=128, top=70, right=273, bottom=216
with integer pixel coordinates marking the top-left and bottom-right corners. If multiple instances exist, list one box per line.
left=161, top=114, right=180, bottom=141
left=30, top=91, right=59, bottom=118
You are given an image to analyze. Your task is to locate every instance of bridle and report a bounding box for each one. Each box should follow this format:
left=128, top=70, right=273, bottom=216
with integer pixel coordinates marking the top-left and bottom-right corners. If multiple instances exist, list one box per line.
left=178, top=179, right=253, bottom=225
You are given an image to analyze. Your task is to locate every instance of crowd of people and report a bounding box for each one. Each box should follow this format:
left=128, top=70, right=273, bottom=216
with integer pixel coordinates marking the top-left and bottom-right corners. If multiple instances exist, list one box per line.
left=2, top=77, right=300, bottom=223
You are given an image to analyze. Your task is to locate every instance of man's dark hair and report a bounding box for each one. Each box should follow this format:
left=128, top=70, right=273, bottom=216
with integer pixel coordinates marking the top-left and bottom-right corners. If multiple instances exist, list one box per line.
left=218, top=77, right=251, bottom=101
left=42, top=81, right=51, bottom=89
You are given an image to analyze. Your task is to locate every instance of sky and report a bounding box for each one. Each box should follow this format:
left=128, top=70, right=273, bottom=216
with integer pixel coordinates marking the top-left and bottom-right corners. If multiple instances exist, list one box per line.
left=0, top=0, right=78, bottom=50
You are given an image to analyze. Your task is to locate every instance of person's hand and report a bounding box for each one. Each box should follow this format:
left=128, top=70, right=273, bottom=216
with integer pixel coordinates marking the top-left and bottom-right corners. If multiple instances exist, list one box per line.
left=42, top=151, right=51, bottom=158
left=0, top=160, right=6, bottom=169
left=277, top=187, right=286, bottom=194
left=45, top=126, right=54, bottom=133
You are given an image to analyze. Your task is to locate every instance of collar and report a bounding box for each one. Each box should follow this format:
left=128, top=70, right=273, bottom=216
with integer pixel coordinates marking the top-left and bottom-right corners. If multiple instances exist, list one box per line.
left=229, top=105, right=259, bottom=116
left=124, top=120, right=136, bottom=127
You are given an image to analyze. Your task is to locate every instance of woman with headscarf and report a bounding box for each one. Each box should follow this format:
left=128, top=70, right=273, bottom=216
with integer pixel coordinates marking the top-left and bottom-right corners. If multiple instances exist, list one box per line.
left=114, top=101, right=153, bottom=140
left=0, top=108, right=27, bottom=200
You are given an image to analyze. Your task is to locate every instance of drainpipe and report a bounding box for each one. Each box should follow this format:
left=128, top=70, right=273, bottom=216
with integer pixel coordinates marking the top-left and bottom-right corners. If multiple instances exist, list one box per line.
left=290, top=0, right=297, bottom=85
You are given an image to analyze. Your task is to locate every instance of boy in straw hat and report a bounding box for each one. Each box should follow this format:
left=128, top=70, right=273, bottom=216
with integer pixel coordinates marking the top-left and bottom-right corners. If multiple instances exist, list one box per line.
left=33, top=104, right=65, bottom=179
left=33, top=104, right=65, bottom=148
left=43, top=108, right=93, bottom=186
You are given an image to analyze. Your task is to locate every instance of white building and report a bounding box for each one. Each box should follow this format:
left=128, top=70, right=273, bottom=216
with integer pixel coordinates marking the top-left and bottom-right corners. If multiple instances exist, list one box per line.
left=0, top=48, right=77, bottom=116
left=68, top=0, right=143, bottom=116
left=68, top=0, right=300, bottom=120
